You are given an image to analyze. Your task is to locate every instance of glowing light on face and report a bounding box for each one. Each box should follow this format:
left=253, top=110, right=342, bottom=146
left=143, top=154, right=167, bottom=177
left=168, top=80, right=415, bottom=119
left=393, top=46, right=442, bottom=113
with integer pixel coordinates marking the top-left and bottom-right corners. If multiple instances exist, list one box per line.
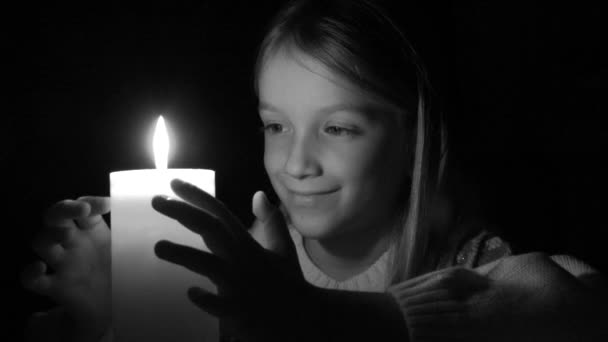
left=258, top=50, right=408, bottom=240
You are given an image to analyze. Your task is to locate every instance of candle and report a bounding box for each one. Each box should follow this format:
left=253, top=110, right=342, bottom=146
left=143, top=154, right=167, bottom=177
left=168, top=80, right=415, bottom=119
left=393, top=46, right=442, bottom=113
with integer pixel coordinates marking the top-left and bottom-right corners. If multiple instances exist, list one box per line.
left=110, top=116, right=218, bottom=342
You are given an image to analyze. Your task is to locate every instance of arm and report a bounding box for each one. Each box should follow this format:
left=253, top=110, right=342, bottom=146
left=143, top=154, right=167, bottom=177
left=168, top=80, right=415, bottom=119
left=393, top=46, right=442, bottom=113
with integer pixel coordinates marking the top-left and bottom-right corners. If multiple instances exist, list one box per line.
left=386, top=252, right=608, bottom=341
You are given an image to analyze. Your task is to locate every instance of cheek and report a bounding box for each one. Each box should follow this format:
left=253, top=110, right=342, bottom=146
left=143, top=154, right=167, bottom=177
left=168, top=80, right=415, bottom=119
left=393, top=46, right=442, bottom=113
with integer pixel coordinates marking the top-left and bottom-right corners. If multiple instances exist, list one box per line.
left=264, top=138, right=287, bottom=178
left=330, top=134, right=405, bottom=205
left=332, top=137, right=391, bottom=182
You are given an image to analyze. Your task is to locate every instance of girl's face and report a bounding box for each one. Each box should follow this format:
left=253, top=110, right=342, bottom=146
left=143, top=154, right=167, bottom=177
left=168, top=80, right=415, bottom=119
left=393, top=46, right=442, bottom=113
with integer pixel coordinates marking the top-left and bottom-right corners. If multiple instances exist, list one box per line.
left=258, top=48, right=409, bottom=241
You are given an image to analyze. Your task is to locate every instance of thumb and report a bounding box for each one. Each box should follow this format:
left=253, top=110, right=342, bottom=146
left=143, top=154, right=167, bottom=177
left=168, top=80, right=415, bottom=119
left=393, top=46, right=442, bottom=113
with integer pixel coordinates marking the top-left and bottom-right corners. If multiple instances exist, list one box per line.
left=252, top=191, right=275, bottom=223
left=250, top=191, right=294, bottom=257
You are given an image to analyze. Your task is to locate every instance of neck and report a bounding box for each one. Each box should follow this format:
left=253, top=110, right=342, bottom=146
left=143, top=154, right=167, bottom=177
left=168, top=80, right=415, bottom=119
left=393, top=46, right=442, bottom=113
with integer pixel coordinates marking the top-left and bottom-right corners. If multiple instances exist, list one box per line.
left=303, top=221, right=395, bottom=281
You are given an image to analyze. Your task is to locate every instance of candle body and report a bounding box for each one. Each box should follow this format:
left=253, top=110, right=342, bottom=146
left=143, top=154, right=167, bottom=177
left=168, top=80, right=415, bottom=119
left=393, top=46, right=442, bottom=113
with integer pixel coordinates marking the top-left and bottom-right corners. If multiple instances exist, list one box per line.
left=110, top=169, right=217, bottom=342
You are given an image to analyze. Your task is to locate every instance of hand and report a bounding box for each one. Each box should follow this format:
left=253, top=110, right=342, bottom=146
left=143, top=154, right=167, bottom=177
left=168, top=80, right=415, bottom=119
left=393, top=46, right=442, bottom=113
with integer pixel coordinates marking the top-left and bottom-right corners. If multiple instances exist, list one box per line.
left=21, top=197, right=111, bottom=337
left=151, top=179, right=318, bottom=342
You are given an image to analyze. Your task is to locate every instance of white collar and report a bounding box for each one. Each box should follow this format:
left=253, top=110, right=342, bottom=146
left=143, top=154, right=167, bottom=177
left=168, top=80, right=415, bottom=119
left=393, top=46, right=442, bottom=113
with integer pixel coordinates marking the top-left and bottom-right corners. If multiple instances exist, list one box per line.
left=289, top=228, right=391, bottom=292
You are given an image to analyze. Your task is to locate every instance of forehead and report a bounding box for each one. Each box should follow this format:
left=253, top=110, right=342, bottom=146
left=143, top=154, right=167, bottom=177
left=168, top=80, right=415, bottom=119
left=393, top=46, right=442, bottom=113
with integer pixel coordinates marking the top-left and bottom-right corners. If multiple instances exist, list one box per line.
left=258, top=48, right=374, bottom=111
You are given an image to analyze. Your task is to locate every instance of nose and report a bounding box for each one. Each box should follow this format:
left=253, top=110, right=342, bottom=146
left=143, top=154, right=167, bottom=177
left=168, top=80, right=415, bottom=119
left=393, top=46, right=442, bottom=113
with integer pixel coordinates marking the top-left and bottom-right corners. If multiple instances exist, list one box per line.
left=284, top=134, right=321, bottom=179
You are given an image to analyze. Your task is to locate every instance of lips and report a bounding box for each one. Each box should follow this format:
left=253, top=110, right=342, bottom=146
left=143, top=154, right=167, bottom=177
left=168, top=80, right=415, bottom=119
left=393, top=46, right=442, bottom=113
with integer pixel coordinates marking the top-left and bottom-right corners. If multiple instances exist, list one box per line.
left=288, top=188, right=338, bottom=196
left=285, top=187, right=339, bottom=208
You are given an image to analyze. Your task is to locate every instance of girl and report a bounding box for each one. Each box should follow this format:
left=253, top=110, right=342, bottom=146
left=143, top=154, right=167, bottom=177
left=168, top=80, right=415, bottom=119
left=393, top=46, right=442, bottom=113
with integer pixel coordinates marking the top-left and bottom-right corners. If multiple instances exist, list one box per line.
left=22, top=0, right=606, bottom=341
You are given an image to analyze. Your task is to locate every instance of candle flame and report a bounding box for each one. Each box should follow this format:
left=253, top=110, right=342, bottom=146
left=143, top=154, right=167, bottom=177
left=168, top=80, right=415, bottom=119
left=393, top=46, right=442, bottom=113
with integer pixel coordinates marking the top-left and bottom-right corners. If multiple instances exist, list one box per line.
left=153, top=116, right=169, bottom=169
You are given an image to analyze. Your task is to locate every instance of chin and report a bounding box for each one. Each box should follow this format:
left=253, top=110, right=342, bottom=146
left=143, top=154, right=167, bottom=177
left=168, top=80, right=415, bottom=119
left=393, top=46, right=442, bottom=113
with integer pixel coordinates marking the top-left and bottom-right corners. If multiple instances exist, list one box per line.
left=288, top=211, right=343, bottom=240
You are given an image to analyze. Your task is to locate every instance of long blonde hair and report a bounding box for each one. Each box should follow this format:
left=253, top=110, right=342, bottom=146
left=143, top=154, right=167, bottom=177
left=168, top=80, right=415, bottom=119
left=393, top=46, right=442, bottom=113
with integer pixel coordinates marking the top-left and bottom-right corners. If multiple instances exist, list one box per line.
left=254, top=0, right=449, bottom=283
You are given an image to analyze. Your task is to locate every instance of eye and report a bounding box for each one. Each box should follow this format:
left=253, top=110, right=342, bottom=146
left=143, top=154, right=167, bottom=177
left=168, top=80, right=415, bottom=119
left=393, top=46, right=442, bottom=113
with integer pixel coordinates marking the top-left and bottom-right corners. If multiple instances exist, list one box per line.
left=262, top=123, right=286, bottom=135
left=324, top=125, right=359, bottom=137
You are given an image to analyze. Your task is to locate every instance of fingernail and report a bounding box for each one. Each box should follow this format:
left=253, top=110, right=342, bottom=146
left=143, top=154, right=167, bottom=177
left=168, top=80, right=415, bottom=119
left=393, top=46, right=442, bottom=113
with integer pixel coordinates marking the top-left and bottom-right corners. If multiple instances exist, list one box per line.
left=254, top=191, right=268, bottom=205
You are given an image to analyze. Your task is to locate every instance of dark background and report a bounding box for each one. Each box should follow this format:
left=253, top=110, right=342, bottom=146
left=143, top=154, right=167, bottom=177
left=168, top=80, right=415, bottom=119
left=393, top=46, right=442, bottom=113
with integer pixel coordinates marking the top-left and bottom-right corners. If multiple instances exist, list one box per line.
left=5, top=1, right=606, bottom=339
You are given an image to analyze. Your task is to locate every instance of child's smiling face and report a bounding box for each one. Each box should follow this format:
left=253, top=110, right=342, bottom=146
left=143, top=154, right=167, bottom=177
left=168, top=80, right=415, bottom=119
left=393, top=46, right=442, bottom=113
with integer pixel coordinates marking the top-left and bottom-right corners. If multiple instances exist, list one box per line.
left=258, top=48, right=410, bottom=241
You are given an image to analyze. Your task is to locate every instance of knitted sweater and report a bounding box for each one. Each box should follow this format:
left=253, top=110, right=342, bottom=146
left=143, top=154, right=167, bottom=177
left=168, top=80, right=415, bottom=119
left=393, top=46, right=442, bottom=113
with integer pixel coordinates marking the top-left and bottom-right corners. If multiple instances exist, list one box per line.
left=290, top=227, right=515, bottom=292
left=286, top=227, right=606, bottom=341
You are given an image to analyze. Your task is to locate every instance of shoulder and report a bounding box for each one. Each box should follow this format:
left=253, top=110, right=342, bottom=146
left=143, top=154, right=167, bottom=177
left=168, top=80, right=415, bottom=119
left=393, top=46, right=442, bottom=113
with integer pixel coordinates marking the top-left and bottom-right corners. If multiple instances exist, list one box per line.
left=453, top=229, right=512, bottom=268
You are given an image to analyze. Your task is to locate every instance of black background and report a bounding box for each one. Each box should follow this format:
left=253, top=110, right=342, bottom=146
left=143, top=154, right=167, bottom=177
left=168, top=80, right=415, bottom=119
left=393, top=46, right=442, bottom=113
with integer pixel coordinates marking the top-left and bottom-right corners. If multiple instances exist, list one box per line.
left=5, top=1, right=607, bottom=339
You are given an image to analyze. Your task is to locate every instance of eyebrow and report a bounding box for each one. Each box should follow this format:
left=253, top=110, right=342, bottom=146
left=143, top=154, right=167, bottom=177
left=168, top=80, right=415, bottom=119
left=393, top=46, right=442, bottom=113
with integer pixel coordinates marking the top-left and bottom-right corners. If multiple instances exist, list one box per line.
left=258, top=101, right=385, bottom=116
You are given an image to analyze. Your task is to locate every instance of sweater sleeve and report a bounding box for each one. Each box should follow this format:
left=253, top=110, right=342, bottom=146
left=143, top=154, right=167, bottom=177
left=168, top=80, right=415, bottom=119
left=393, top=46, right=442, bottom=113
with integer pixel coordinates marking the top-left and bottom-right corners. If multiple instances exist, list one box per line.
left=25, top=307, right=112, bottom=342
left=386, top=252, right=608, bottom=341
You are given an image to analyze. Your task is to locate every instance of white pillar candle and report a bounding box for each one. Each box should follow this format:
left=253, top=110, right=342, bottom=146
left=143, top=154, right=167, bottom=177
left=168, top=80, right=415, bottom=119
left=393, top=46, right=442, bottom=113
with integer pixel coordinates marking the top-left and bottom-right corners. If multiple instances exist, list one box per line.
left=110, top=116, right=218, bottom=341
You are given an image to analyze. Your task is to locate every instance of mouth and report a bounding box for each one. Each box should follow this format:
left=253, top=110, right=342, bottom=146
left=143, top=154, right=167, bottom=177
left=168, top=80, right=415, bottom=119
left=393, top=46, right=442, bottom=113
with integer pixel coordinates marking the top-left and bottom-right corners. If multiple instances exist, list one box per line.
left=288, top=188, right=338, bottom=196
left=285, top=187, right=339, bottom=208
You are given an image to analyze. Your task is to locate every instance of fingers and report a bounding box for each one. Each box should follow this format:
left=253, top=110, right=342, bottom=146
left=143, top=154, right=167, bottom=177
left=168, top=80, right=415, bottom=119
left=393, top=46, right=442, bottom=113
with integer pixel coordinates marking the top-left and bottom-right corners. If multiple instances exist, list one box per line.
left=155, top=240, right=234, bottom=290
left=21, top=261, right=54, bottom=295
left=34, top=221, right=74, bottom=246
left=30, top=200, right=80, bottom=269
left=44, top=197, right=109, bottom=231
left=42, top=200, right=84, bottom=245
left=170, top=179, right=247, bottom=240
left=31, top=237, right=65, bottom=268
left=251, top=191, right=295, bottom=258
left=250, top=191, right=276, bottom=249
left=44, top=199, right=89, bottom=227
left=393, top=266, right=490, bottom=302
left=187, top=287, right=234, bottom=318
left=249, top=192, right=271, bottom=249
left=75, top=196, right=110, bottom=229
left=252, top=191, right=274, bottom=222
left=33, top=197, right=108, bottom=265
left=152, top=197, right=236, bottom=258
